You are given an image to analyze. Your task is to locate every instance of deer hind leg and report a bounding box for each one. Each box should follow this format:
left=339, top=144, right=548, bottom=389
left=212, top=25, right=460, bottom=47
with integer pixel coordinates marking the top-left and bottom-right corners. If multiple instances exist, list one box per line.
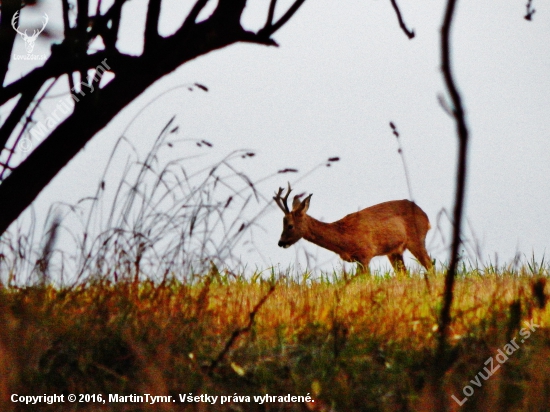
left=388, top=253, right=406, bottom=274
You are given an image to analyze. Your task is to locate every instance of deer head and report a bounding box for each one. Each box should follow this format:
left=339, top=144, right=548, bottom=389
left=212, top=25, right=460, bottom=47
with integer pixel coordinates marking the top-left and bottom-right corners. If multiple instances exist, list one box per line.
left=274, top=183, right=312, bottom=248
left=12, top=11, right=49, bottom=54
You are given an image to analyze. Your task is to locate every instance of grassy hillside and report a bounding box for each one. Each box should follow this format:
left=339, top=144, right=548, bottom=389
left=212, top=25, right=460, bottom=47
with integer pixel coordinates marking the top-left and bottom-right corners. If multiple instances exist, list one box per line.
left=1, top=266, right=549, bottom=411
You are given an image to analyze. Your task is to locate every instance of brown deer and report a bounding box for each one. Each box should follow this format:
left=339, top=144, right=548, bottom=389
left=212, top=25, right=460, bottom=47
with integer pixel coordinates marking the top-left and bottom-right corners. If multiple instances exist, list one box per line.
left=274, top=184, right=432, bottom=274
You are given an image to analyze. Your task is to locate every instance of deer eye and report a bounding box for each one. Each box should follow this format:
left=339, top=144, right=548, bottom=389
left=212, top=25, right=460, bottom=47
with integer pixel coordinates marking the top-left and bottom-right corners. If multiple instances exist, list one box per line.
left=288, top=224, right=294, bottom=230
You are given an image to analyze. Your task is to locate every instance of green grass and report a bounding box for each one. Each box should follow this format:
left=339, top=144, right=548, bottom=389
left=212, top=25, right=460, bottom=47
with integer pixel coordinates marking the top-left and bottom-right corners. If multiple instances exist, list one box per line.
left=1, top=267, right=549, bottom=411
left=1, top=122, right=548, bottom=410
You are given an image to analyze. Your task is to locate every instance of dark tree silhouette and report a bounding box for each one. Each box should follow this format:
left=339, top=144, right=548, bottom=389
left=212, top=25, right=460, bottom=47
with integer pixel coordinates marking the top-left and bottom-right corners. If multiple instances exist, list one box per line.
left=431, top=1, right=470, bottom=408
left=0, top=0, right=307, bottom=235
left=434, top=4, right=535, bottom=405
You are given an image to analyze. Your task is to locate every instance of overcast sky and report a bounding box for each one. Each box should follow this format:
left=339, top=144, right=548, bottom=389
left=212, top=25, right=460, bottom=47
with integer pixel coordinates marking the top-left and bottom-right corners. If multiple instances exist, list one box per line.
left=6, top=0, right=550, bottom=275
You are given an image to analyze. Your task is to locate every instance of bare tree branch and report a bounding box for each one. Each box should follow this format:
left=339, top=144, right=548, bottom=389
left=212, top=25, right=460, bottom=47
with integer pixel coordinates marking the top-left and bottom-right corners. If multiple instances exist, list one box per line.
left=0, top=51, right=128, bottom=106
left=259, top=0, right=306, bottom=38
left=61, top=0, right=72, bottom=36
left=0, top=84, right=41, bottom=151
left=60, top=0, right=77, bottom=92
left=389, top=0, right=415, bottom=39
left=76, top=0, right=89, bottom=32
left=0, top=0, right=304, bottom=234
left=0, top=80, right=58, bottom=182
left=85, top=0, right=127, bottom=52
left=180, top=0, right=209, bottom=33
left=266, top=0, right=278, bottom=28
left=144, top=0, right=162, bottom=52
left=434, top=0, right=470, bottom=405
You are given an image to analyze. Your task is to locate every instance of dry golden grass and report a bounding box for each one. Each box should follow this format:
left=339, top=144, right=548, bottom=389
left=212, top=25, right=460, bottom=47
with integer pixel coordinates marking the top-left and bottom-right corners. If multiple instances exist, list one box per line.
left=1, top=267, right=549, bottom=411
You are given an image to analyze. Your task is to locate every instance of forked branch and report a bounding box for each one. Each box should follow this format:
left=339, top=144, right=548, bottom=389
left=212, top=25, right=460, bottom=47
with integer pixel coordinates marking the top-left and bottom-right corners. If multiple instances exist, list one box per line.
left=258, top=0, right=307, bottom=39
left=0, top=0, right=308, bottom=236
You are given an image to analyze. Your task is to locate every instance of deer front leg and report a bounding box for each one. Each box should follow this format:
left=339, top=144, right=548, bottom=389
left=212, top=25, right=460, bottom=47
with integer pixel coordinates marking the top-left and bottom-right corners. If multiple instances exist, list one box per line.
left=407, top=244, right=433, bottom=291
left=388, top=253, right=406, bottom=274
left=338, top=251, right=371, bottom=275
left=355, top=256, right=371, bottom=275
left=408, top=244, right=433, bottom=271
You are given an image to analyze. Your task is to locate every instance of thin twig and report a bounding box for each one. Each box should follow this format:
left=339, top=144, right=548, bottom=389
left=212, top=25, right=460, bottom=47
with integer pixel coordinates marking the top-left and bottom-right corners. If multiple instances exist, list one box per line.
left=389, top=0, right=415, bottom=39
left=389, top=122, right=432, bottom=292
left=524, top=0, right=536, bottom=20
left=265, top=0, right=277, bottom=28
left=209, top=284, right=275, bottom=373
left=259, top=0, right=306, bottom=38
left=0, top=79, right=59, bottom=182
left=389, top=122, right=413, bottom=200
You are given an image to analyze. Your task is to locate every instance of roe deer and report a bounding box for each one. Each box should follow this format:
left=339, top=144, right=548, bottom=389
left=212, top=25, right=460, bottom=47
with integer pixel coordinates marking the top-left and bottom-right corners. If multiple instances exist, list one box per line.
left=274, top=184, right=432, bottom=273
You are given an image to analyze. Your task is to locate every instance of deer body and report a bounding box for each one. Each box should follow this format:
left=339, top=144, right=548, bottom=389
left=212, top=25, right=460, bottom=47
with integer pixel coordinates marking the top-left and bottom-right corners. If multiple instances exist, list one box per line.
left=274, top=185, right=432, bottom=272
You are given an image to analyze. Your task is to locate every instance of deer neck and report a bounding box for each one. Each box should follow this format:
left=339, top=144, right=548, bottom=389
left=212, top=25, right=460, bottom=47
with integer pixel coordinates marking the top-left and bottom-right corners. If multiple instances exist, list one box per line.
left=302, top=215, right=347, bottom=255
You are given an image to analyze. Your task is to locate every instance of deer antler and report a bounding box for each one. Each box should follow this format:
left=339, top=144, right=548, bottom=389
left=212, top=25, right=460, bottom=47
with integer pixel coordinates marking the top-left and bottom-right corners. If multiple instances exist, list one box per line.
left=273, top=182, right=292, bottom=214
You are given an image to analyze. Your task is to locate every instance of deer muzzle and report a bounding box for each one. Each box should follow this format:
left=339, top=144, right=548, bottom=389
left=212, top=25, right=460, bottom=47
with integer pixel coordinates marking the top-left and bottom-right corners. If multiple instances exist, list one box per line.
left=278, top=240, right=291, bottom=249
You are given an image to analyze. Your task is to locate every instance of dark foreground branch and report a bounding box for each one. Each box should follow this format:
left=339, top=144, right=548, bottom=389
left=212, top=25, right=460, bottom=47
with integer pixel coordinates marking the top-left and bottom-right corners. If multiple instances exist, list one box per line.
left=0, top=0, right=305, bottom=236
left=209, top=284, right=276, bottom=374
left=434, top=0, right=470, bottom=406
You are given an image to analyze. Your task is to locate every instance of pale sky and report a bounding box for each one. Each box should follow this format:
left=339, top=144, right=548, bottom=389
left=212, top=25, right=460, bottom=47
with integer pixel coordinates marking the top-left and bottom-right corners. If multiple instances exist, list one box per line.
left=5, top=0, right=550, bottom=277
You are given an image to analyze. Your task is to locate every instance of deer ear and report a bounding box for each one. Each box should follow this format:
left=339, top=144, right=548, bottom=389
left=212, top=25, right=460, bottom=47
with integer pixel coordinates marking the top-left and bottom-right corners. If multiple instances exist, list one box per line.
left=294, top=194, right=312, bottom=214
left=292, top=195, right=301, bottom=210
